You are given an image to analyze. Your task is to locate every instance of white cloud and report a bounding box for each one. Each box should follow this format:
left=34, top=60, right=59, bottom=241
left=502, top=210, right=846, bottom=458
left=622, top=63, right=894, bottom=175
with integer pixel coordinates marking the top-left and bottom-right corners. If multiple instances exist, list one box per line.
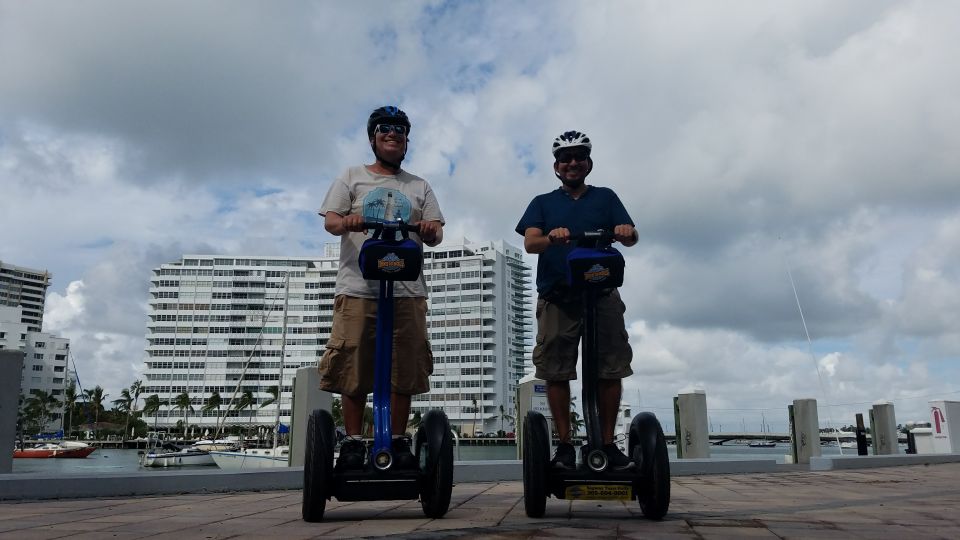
left=3, top=1, right=960, bottom=421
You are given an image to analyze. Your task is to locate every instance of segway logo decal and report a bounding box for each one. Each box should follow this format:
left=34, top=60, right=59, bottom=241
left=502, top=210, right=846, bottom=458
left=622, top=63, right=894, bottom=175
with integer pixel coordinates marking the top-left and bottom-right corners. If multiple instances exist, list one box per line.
left=377, top=252, right=405, bottom=273
left=564, top=484, right=632, bottom=500
left=583, top=263, right=611, bottom=283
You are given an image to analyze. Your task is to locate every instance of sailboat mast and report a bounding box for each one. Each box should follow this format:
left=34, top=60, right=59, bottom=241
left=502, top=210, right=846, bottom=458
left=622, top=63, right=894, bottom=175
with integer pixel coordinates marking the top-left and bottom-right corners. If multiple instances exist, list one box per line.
left=274, top=272, right=290, bottom=450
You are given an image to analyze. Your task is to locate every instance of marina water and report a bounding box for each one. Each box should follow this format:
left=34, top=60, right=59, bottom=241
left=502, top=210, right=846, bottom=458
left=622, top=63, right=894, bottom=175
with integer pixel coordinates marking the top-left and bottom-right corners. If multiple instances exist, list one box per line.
left=12, top=444, right=847, bottom=475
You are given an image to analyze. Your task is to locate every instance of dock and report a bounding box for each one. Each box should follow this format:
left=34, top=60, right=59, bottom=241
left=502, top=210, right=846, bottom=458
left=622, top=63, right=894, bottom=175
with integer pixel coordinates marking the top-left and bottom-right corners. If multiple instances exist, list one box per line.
left=1, top=462, right=959, bottom=538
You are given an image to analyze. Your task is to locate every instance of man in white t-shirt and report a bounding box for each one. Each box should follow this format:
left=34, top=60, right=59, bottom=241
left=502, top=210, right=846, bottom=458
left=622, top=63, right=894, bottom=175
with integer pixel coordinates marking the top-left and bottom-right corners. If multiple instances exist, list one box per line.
left=319, top=106, right=444, bottom=470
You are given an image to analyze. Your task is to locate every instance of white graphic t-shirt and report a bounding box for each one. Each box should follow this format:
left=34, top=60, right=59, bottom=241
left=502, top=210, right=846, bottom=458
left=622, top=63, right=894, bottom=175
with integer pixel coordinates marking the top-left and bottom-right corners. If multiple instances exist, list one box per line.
left=319, top=166, right=445, bottom=298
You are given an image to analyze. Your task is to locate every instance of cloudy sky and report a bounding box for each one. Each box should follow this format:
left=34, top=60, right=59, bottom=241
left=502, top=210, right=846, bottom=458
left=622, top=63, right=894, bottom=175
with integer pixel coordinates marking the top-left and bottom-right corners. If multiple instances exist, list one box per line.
left=3, top=1, right=959, bottom=433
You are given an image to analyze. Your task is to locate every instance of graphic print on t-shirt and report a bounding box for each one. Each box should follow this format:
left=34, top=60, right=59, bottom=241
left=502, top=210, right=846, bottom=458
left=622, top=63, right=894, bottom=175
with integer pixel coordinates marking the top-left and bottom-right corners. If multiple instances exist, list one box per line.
left=362, top=188, right=413, bottom=223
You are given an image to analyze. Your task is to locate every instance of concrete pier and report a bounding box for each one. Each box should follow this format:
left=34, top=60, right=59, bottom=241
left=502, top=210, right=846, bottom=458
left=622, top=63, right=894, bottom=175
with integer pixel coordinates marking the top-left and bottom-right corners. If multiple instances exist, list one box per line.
left=790, top=398, right=821, bottom=464
left=674, top=390, right=710, bottom=458
left=871, top=401, right=899, bottom=455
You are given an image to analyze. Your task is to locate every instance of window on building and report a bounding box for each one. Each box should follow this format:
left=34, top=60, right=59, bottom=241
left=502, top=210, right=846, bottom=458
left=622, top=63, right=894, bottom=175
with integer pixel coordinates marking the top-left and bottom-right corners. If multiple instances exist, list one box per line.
left=35, top=342, right=46, bottom=348
left=32, top=365, right=43, bottom=371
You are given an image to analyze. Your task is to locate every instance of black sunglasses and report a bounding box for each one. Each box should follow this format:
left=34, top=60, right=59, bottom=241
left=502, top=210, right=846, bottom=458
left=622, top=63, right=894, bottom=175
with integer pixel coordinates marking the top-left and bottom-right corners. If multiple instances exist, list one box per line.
left=374, top=124, right=407, bottom=135
left=555, top=149, right=590, bottom=164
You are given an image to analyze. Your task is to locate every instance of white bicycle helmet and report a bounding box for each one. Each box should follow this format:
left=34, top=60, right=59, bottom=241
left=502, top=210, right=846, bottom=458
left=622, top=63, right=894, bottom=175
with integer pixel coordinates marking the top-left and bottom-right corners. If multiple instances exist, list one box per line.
left=551, top=130, right=592, bottom=156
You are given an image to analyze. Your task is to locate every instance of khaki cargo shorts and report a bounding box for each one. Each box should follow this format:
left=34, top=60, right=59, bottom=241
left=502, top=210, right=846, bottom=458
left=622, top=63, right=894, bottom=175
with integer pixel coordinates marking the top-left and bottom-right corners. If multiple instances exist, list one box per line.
left=319, top=294, right=433, bottom=397
left=532, top=288, right=633, bottom=381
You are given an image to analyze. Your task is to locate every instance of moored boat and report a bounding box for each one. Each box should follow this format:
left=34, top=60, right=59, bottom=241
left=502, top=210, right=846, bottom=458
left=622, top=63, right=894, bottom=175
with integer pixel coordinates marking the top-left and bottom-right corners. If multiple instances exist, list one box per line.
left=210, top=446, right=289, bottom=469
left=13, top=441, right=97, bottom=459
left=140, top=443, right=217, bottom=467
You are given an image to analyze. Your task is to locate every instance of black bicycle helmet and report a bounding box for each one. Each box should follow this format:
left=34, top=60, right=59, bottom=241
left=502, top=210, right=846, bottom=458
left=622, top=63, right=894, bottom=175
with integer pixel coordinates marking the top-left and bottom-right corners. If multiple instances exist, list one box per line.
left=367, top=106, right=411, bottom=138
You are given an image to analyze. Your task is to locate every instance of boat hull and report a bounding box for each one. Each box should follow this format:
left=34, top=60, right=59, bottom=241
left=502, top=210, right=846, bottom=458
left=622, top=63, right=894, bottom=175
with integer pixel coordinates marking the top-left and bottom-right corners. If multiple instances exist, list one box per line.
left=13, top=446, right=97, bottom=459
left=210, top=449, right=289, bottom=470
left=141, top=451, right=216, bottom=467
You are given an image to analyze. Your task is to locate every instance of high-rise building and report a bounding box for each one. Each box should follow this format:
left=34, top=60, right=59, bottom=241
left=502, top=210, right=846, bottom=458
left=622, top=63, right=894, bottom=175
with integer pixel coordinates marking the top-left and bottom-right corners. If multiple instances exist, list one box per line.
left=0, top=306, right=71, bottom=425
left=140, top=241, right=533, bottom=436
left=0, top=261, right=51, bottom=332
left=141, top=256, right=338, bottom=430
left=420, top=240, right=533, bottom=436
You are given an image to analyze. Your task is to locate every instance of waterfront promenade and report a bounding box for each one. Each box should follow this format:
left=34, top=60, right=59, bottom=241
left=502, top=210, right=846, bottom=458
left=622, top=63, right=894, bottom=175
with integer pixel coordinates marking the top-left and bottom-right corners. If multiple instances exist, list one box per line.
left=1, top=463, right=958, bottom=539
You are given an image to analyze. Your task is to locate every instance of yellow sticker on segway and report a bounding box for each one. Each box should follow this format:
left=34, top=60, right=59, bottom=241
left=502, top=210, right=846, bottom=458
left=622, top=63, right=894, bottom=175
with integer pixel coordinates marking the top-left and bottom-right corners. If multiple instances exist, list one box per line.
left=564, top=484, right=632, bottom=501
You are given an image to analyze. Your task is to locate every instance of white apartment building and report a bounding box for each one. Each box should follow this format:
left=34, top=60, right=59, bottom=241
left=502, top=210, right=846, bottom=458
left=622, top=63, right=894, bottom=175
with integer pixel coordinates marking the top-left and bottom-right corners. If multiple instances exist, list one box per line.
left=420, top=240, right=533, bottom=436
left=140, top=256, right=338, bottom=430
left=0, top=261, right=51, bottom=332
left=0, top=306, right=71, bottom=421
left=140, top=241, right=533, bottom=435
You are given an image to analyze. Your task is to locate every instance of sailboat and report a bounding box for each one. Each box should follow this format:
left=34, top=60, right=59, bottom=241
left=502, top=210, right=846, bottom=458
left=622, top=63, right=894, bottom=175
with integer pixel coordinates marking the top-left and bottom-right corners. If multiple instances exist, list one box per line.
left=210, top=274, right=291, bottom=470
left=749, top=413, right=777, bottom=448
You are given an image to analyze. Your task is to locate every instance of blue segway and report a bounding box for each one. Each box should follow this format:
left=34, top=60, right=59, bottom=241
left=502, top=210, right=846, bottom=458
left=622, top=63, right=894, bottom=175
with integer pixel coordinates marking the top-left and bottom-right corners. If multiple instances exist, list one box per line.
left=522, top=230, right=670, bottom=519
left=303, top=220, right=454, bottom=522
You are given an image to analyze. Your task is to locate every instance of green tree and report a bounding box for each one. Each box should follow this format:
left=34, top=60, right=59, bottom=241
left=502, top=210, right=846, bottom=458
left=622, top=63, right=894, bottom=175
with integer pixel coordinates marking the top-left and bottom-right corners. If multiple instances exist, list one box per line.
left=260, top=385, right=279, bottom=409
left=362, top=405, right=374, bottom=437
left=83, top=386, right=108, bottom=440
left=63, top=382, right=79, bottom=437
left=569, top=410, right=585, bottom=438
left=498, top=404, right=514, bottom=435
left=113, top=389, right=134, bottom=442
left=24, top=390, right=61, bottom=433
left=409, top=410, right=422, bottom=431
left=202, top=391, right=223, bottom=422
left=173, top=392, right=194, bottom=439
left=234, top=390, right=256, bottom=436
left=472, top=397, right=480, bottom=436
left=142, top=394, right=162, bottom=432
left=332, top=397, right=343, bottom=427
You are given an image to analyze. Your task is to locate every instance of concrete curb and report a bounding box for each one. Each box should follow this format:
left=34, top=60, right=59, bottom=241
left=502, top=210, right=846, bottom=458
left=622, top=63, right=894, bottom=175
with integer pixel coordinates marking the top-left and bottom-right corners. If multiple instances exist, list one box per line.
left=1, top=459, right=780, bottom=501
left=810, top=452, right=960, bottom=471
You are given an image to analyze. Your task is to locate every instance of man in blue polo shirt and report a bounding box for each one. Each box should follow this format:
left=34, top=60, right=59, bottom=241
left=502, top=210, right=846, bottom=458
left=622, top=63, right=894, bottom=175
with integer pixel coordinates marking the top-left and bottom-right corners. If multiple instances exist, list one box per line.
left=516, top=130, right=637, bottom=470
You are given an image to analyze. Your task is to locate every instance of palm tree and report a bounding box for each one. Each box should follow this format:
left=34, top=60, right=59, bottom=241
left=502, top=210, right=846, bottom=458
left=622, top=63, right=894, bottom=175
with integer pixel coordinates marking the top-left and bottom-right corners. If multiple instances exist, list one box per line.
left=113, top=389, right=134, bottom=442
left=173, top=392, right=194, bottom=439
left=142, top=394, right=162, bottom=432
left=332, top=397, right=343, bottom=428
left=24, top=390, right=61, bottom=433
left=472, top=397, right=480, bottom=436
left=83, top=386, right=108, bottom=440
left=570, top=410, right=585, bottom=438
left=129, top=380, right=143, bottom=418
left=498, top=404, right=514, bottom=436
left=63, top=383, right=79, bottom=437
left=202, top=391, right=222, bottom=422
left=260, top=385, right=279, bottom=409
left=409, top=411, right=422, bottom=431
left=234, top=390, right=256, bottom=438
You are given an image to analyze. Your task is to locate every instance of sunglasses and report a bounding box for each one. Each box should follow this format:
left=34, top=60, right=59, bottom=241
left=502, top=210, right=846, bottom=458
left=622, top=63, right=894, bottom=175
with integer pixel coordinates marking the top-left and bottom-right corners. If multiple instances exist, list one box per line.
left=374, top=124, right=407, bottom=136
left=555, top=150, right=590, bottom=164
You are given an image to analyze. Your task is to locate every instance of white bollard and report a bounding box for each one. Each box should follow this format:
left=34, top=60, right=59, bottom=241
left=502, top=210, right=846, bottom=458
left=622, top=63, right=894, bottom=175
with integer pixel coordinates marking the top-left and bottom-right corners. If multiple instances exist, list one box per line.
left=516, top=374, right=552, bottom=459
left=289, top=367, right=333, bottom=467
left=1, top=351, right=25, bottom=474
left=790, top=398, right=821, bottom=464
left=870, top=401, right=899, bottom=455
left=929, top=400, right=960, bottom=454
left=675, top=390, right=710, bottom=459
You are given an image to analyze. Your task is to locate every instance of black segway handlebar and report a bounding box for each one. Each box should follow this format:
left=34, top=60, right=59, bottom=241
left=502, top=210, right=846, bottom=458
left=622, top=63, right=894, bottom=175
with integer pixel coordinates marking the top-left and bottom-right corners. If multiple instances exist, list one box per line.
left=360, top=220, right=421, bottom=239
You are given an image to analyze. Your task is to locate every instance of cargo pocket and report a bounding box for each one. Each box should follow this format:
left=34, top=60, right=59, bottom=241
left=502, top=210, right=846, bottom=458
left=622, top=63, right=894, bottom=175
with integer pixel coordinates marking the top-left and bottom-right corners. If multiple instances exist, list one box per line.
left=318, top=337, right=346, bottom=392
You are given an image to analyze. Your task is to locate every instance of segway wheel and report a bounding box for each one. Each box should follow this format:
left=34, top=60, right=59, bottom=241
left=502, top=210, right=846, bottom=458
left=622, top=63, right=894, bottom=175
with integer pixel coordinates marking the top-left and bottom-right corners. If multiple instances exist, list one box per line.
left=522, top=411, right=549, bottom=518
left=629, top=412, right=670, bottom=520
left=417, top=410, right=454, bottom=518
left=302, top=409, right=335, bottom=522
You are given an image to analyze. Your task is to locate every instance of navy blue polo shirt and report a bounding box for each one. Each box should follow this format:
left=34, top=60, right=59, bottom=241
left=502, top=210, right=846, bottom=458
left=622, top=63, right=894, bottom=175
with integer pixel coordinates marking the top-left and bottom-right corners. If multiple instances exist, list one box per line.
left=515, top=186, right=634, bottom=294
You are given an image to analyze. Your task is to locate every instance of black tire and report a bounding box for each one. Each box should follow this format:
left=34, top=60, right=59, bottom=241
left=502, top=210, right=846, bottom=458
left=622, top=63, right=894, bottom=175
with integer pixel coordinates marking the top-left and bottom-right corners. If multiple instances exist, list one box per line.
left=522, top=411, right=549, bottom=518
left=418, top=410, right=454, bottom=518
left=630, top=412, right=670, bottom=520
left=302, top=409, right=335, bottom=522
